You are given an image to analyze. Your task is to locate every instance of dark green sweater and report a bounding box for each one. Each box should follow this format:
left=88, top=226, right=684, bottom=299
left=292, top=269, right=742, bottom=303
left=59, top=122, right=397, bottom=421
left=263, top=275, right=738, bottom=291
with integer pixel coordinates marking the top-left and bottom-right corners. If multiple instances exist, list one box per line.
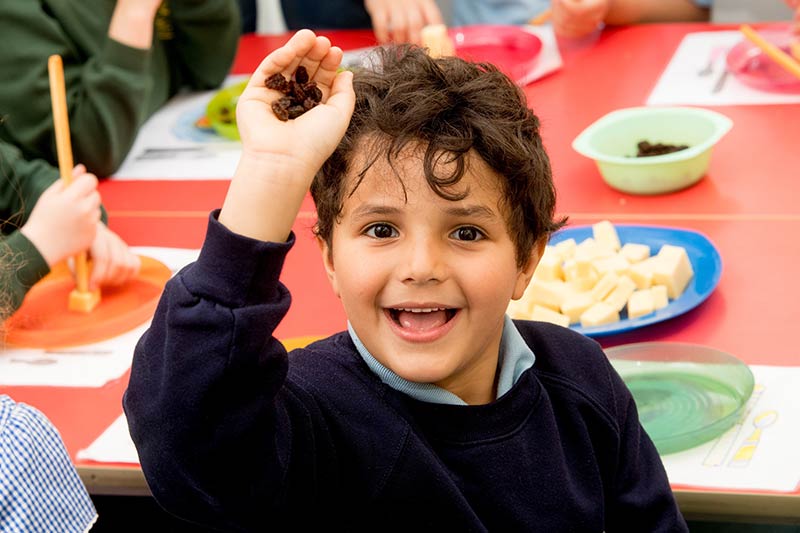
left=0, top=142, right=59, bottom=314
left=0, top=0, right=239, bottom=177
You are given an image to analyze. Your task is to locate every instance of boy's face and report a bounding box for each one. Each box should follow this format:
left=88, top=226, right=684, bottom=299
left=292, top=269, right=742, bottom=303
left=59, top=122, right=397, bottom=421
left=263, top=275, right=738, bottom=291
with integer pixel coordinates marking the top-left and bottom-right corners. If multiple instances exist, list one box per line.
left=319, top=146, right=543, bottom=405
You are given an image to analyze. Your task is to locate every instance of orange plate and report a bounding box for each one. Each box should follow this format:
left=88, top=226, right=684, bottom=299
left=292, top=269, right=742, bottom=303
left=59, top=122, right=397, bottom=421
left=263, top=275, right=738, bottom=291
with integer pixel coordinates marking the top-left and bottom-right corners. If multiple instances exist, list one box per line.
left=5, top=256, right=171, bottom=349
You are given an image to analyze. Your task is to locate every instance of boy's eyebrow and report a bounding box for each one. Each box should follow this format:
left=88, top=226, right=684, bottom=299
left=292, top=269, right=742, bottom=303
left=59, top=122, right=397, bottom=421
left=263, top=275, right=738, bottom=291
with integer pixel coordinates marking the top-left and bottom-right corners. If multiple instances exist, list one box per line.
left=350, top=203, right=498, bottom=220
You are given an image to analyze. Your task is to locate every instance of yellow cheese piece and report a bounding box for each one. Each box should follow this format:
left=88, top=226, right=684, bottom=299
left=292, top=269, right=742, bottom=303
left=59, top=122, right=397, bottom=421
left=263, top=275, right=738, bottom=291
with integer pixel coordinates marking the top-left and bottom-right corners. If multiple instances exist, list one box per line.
left=592, top=254, right=631, bottom=277
left=580, top=301, right=620, bottom=327
left=506, top=297, right=533, bottom=319
left=629, top=256, right=659, bottom=289
left=530, top=304, right=570, bottom=327
left=590, top=272, right=619, bottom=302
left=627, top=289, right=655, bottom=319
left=554, top=238, right=577, bottom=261
left=619, top=242, right=650, bottom=264
left=421, top=24, right=455, bottom=58
left=528, top=279, right=570, bottom=310
left=650, top=285, right=669, bottom=309
left=604, top=275, right=637, bottom=312
left=533, top=246, right=563, bottom=281
left=560, top=291, right=595, bottom=324
left=592, top=220, right=621, bottom=251
left=653, top=244, right=694, bottom=299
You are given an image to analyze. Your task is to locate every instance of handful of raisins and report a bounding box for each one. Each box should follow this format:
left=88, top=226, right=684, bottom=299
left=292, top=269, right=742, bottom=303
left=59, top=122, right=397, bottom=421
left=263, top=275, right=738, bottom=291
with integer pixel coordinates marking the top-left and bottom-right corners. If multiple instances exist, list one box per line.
left=265, top=66, right=322, bottom=121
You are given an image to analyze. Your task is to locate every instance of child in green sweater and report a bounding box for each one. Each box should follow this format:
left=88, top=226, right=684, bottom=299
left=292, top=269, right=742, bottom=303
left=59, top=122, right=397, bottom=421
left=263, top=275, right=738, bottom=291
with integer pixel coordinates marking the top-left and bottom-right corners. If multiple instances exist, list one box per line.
left=0, top=0, right=239, bottom=176
left=0, top=140, right=140, bottom=313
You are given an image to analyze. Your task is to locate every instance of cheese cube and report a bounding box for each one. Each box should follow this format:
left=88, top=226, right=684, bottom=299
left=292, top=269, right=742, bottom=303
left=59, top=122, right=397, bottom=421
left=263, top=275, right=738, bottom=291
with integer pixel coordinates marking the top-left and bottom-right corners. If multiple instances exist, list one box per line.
left=629, top=256, right=660, bottom=289
left=580, top=302, right=620, bottom=327
left=650, top=285, right=669, bottom=309
left=554, top=238, right=577, bottom=261
left=592, top=254, right=631, bottom=277
left=574, top=238, right=616, bottom=262
left=560, top=291, right=595, bottom=324
left=619, top=243, right=650, bottom=264
left=653, top=245, right=694, bottom=298
left=590, top=272, right=619, bottom=302
left=530, top=305, right=570, bottom=327
left=627, top=290, right=655, bottom=319
left=603, top=275, right=637, bottom=312
left=563, top=258, right=594, bottom=281
left=506, top=297, right=533, bottom=319
left=533, top=246, right=563, bottom=281
left=528, top=279, right=570, bottom=311
left=592, top=220, right=621, bottom=251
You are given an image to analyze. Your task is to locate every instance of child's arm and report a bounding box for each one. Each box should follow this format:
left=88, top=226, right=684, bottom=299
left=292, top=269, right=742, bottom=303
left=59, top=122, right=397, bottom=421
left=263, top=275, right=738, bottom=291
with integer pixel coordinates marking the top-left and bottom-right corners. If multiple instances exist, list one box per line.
left=364, top=0, right=444, bottom=45
left=552, top=0, right=709, bottom=39
left=219, top=29, right=355, bottom=242
left=124, top=30, right=354, bottom=530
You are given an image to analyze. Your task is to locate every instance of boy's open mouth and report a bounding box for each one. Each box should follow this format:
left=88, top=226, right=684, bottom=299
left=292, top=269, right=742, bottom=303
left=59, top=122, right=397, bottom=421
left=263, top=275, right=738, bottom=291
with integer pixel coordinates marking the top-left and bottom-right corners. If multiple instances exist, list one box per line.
left=387, top=307, right=458, bottom=332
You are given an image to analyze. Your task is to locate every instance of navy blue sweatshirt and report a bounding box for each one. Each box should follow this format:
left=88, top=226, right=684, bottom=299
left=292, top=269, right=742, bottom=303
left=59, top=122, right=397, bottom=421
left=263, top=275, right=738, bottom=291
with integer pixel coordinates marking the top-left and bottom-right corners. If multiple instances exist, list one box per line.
left=124, top=212, right=688, bottom=532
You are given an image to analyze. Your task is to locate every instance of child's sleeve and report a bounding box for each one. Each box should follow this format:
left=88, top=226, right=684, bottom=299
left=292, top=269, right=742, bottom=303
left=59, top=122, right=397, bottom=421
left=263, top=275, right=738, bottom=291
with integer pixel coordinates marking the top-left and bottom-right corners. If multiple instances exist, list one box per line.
left=124, top=211, right=319, bottom=531
left=605, top=370, right=690, bottom=532
left=165, top=0, right=240, bottom=90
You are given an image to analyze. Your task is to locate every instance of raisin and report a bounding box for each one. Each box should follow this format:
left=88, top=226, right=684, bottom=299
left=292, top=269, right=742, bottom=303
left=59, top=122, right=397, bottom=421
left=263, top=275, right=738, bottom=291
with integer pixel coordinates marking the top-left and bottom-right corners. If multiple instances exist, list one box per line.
left=287, top=105, right=306, bottom=119
left=265, top=73, right=289, bottom=92
left=303, top=83, right=322, bottom=103
left=268, top=66, right=320, bottom=120
left=294, top=65, right=309, bottom=85
left=271, top=101, right=290, bottom=121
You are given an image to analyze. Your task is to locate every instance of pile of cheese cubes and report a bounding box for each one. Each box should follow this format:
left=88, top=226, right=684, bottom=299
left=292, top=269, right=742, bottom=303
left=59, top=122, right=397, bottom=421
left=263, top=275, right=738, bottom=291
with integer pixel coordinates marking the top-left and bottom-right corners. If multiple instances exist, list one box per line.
left=507, top=220, right=695, bottom=328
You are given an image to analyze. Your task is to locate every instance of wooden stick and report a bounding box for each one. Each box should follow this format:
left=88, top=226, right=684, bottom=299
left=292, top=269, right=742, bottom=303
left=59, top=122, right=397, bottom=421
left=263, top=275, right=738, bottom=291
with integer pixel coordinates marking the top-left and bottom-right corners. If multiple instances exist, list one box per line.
left=528, top=8, right=552, bottom=26
left=739, top=25, right=800, bottom=81
left=47, top=54, right=100, bottom=312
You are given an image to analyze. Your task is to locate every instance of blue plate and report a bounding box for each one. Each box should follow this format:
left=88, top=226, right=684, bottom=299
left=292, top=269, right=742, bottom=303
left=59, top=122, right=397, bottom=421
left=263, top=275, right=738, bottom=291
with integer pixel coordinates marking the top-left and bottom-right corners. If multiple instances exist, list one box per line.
left=549, top=225, right=722, bottom=337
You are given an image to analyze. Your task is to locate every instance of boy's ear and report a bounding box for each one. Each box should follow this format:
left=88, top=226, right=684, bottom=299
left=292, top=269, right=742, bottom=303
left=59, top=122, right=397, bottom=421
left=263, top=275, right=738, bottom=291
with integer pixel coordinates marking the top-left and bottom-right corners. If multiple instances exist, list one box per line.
left=316, top=236, right=341, bottom=299
left=512, top=237, right=547, bottom=300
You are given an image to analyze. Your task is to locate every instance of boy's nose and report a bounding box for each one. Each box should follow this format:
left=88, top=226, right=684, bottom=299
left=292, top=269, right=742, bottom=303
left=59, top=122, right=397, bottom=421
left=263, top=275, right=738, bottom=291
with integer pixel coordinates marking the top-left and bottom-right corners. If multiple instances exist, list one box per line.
left=401, top=236, right=447, bottom=284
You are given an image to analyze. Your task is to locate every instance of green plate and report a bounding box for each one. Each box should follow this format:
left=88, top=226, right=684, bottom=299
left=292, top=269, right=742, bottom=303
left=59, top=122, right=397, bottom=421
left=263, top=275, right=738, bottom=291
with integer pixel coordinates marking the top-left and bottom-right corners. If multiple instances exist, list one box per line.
left=606, top=342, right=754, bottom=455
left=205, top=81, right=248, bottom=140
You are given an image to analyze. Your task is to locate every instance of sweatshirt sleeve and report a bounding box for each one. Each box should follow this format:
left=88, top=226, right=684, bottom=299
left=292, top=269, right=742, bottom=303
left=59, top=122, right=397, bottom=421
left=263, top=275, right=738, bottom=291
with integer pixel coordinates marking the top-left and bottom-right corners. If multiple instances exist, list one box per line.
left=164, top=0, right=240, bottom=90
left=124, top=211, right=313, bottom=531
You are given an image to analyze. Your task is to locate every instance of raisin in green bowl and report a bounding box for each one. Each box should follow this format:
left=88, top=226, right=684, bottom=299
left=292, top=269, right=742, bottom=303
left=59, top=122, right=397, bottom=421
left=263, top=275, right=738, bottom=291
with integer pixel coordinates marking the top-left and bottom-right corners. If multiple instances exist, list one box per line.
left=206, top=81, right=248, bottom=141
left=572, top=107, right=732, bottom=195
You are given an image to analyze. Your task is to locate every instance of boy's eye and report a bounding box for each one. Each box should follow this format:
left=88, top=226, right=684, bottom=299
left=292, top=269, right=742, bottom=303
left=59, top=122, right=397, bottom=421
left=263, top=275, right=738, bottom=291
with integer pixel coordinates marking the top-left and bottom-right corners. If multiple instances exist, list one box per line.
left=450, top=226, right=484, bottom=241
left=365, top=223, right=398, bottom=239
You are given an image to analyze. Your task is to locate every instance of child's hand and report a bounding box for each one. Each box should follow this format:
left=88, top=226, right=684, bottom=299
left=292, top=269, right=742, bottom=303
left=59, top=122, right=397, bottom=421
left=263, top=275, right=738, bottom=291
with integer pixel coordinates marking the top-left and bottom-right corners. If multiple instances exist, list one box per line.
left=235, top=29, right=355, bottom=176
left=552, top=0, right=610, bottom=39
left=220, top=30, right=355, bottom=243
left=20, top=165, right=101, bottom=268
left=364, top=0, right=444, bottom=45
left=88, top=224, right=142, bottom=290
left=108, top=0, right=163, bottom=49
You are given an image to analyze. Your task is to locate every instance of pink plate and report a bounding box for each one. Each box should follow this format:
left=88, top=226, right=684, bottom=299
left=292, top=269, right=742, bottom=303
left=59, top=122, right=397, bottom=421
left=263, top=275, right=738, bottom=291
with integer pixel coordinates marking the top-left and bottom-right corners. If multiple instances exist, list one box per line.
left=726, top=24, right=800, bottom=93
left=450, top=25, right=543, bottom=85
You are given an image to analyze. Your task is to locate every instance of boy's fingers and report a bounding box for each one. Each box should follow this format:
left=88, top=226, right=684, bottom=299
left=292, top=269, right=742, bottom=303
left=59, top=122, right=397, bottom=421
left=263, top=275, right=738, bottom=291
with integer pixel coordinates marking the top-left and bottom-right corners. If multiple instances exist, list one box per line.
left=251, top=29, right=318, bottom=87
left=326, top=70, right=356, bottom=116
left=297, top=36, right=333, bottom=80
left=312, top=46, right=345, bottom=89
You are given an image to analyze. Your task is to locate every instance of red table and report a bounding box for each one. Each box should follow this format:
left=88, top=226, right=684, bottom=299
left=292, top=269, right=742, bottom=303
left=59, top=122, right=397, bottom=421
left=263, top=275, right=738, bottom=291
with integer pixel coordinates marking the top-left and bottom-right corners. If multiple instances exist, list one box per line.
left=4, top=23, right=799, bottom=519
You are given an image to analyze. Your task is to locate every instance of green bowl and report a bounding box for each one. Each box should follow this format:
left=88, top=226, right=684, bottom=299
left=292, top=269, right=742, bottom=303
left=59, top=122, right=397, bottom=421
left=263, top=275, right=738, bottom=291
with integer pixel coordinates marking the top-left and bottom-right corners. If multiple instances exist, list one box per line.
left=606, top=342, right=754, bottom=455
left=205, top=81, right=248, bottom=140
left=572, top=107, right=732, bottom=195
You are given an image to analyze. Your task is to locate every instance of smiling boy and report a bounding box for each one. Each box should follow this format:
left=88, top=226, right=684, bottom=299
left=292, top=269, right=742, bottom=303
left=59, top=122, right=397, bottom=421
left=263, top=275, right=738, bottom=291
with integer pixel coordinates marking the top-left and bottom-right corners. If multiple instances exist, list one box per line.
left=125, top=30, right=688, bottom=531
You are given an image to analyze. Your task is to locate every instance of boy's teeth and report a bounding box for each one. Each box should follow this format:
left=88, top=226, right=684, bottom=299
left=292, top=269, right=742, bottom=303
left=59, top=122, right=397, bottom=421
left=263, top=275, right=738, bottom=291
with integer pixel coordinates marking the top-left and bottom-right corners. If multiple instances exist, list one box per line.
left=398, top=307, right=442, bottom=313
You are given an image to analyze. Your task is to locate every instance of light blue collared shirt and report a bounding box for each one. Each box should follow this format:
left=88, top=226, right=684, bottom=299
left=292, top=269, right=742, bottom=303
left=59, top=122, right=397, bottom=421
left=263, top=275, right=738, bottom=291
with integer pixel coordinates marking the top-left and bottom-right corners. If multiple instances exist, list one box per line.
left=348, top=315, right=535, bottom=405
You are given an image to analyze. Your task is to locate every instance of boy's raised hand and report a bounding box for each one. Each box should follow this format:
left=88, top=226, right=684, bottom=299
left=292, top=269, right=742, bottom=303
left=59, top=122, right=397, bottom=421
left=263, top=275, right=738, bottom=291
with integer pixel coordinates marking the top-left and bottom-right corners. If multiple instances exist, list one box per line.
left=220, top=30, right=355, bottom=243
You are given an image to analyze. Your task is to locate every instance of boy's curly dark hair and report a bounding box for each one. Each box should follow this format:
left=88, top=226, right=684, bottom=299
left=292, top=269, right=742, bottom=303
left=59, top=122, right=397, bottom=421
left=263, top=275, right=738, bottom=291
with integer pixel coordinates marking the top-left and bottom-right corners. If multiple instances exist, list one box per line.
left=311, top=45, right=566, bottom=266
